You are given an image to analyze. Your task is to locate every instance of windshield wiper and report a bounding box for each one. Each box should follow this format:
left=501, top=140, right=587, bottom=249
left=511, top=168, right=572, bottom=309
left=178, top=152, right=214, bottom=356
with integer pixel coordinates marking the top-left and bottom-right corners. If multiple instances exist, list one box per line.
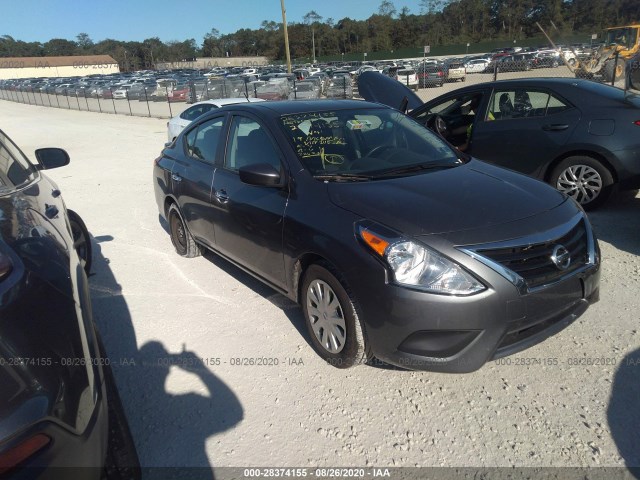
left=313, top=173, right=374, bottom=182
left=371, top=161, right=461, bottom=178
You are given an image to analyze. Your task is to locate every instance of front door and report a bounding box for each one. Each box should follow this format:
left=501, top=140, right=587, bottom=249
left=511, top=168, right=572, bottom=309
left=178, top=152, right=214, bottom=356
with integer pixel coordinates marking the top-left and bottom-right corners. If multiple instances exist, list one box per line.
left=211, top=114, right=289, bottom=289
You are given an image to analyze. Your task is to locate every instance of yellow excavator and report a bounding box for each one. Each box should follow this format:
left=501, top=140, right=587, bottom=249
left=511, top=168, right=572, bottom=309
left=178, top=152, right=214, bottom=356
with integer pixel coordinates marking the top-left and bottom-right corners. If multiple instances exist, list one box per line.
left=574, top=25, right=640, bottom=82
left=537, top=23, right=640, bottom=83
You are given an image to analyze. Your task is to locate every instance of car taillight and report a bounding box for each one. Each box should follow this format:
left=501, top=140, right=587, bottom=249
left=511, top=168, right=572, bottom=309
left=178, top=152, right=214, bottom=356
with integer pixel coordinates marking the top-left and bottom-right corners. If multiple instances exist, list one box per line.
left=0, top=253, right=12, bottom=281
left=0, top=434, right=51, bottom=475
left=634, top=120, right=640, bottom=127
left=438, top=72, right=443, bottom=77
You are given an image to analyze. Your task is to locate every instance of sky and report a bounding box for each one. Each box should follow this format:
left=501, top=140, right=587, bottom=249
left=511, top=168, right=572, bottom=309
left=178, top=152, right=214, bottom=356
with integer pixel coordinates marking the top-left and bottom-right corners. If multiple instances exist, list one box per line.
left=2, top=0, right=426, bottom=44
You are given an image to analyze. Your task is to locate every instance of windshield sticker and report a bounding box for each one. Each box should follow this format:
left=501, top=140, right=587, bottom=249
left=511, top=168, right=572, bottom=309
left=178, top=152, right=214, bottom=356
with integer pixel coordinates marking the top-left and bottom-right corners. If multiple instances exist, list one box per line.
left=346, top=119, right=372, bottom=131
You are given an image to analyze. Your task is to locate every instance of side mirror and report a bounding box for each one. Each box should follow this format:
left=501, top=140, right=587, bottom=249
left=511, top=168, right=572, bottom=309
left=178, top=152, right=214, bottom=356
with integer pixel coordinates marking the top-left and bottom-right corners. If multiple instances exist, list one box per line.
left=239, top=163, right=283, bottom=187
left=35, top=148, right=70, bottom=170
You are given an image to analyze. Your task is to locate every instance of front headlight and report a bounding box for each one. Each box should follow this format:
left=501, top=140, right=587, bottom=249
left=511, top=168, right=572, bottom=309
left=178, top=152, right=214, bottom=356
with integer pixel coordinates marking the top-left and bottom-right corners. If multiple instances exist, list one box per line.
left=386, top=241, right=484, bottom=295
left=358, top=226, right=484, bottom=295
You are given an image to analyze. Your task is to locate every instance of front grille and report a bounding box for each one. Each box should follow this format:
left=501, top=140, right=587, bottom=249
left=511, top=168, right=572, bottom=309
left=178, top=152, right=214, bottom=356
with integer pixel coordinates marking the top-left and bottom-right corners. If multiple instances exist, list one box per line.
left=477, top=220, right=589, bottom=289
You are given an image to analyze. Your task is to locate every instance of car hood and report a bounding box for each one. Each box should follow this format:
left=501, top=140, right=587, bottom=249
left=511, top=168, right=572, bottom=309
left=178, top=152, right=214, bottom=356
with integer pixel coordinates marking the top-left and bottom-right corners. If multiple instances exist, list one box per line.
left=327, top=159, right=567, bottom=236
left=357, top=71, right=423, bottom=111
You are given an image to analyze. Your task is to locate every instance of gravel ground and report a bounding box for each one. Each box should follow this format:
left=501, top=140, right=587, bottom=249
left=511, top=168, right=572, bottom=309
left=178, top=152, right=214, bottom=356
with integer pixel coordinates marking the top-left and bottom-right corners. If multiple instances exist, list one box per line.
left=1, top=100, right=638, bottom=476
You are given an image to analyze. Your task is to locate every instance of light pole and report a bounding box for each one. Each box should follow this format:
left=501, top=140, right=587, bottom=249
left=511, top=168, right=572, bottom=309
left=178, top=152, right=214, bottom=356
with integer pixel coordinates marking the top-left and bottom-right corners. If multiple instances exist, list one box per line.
left=312, top=24, right=316, bottom=64
left=280, top=0, right=292, bottom=73
left=341, top=52, right=344, bottom=64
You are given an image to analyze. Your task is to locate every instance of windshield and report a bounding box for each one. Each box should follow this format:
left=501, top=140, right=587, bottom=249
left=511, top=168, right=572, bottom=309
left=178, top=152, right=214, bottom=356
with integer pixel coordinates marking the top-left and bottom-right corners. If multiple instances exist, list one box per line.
left=279, top=108, right=461, bottom=178
left=605, top=27, right=638, bottom=49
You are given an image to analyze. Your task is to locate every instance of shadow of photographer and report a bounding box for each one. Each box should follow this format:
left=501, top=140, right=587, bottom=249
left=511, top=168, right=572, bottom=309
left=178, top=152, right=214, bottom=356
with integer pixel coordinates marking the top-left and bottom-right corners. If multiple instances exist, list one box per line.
left=89, top=235, right=243, bottom=479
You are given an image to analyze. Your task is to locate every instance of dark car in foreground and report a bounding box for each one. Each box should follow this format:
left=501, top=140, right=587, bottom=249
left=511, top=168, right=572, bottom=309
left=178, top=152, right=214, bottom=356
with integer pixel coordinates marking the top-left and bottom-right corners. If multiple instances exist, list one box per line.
left=154, top=100, right=600, bottom=373
left=0, top=130, right=139, bottom=478
left=359, top=72, right=640, bottom=209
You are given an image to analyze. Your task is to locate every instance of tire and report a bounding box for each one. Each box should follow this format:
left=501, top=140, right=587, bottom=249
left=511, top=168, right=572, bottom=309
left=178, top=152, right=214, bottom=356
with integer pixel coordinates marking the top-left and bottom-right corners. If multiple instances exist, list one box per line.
left=552, top=60, right=559, bottom=68
left=604, top=58, right=626, bottom=82
left=67, top=209, right=92, bottom=275
left=301, top=263, right=370, bottom=368
left=168, top=203, right=202, bottom=257
left=549, top=156, right=614, bottom=210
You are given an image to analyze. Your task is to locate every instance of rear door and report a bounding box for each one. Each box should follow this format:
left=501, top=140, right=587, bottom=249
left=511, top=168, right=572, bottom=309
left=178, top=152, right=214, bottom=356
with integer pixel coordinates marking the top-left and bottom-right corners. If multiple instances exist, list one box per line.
left=171, top=114, right=227, bottom=247
left=471, top=87, right=581, bottom=177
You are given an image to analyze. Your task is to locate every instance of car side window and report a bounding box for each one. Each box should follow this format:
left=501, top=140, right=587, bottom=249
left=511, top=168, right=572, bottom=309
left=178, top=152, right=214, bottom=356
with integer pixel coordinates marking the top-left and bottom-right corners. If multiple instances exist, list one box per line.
left=225, top=116, right=281, bottom=172
left=488, top=90, right=551, bottom=120
left=184, top=117, right=224, bottom=164
left=181, top=104, right=216, bottom=121
left=546, top=94, right=571, bottom=115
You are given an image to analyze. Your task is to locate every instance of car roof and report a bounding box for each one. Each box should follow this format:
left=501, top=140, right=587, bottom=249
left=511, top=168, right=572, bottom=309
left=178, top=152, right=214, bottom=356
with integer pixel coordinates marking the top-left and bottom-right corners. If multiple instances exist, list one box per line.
left=201, top=99, right=383, bottom=118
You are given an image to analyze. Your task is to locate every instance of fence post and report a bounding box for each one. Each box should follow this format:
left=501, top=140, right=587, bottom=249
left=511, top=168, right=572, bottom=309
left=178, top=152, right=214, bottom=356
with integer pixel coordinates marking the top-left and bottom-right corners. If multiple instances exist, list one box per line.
left=84, top=93, right=90, bottom=111
left=75, top=92, right=81, bottom=110
left=244, top=78, right=249, bottom=98
left=493, top=61, right=498, bottom=82
left=166, top=86, right=173, bottom=118
left=254, top=84, right=258, bottom=98
left=110, top=89, right=116, bottom=114
left=65, top=91, right=71, bottom=109
left=144, top=88, right=151, bottom=117
left=126, top=91, right=132, bottom=116
left=294, top=79, right=297, bottom=100
left=343, top=77, right=347, bottom=98
left=611, top=51, right=619, bottom=86
left=55, top=92, right=60, bottom=108
left=97, top=91, right=102, bottom=113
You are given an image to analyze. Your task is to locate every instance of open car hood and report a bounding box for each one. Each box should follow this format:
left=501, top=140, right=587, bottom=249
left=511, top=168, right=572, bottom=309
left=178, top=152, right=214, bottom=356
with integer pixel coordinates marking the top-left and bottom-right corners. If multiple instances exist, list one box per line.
left=357, top=71, right=424, bottom=112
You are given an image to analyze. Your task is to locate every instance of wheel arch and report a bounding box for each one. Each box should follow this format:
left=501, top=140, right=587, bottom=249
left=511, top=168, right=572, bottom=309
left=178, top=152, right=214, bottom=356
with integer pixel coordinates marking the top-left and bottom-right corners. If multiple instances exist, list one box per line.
left=163, top=194, right=179, bottom=219
left=292, top=253, right=342, bottom=304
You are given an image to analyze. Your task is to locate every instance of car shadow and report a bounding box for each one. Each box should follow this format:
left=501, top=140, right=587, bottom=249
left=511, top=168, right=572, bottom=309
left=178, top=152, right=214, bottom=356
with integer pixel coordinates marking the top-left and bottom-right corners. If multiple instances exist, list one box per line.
left=588, top=191, right=640, bottom=256
left=89, top=236, right=243, bottom=479
left=201, top=250, right=407, bottom=371
left=201, top=249, right=311, bottom=344
left=608, top=347, right=640, bottom=477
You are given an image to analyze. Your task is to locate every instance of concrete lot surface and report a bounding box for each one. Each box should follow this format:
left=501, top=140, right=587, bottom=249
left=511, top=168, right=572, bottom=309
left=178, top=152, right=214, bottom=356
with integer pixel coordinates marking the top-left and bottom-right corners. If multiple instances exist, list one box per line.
left=1, top=100, right=639, bottom=474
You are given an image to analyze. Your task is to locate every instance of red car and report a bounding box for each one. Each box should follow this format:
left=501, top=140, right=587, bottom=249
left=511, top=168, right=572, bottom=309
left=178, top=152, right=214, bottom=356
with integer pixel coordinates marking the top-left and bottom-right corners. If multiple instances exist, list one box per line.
left=168, top=84, right=189, bottom=103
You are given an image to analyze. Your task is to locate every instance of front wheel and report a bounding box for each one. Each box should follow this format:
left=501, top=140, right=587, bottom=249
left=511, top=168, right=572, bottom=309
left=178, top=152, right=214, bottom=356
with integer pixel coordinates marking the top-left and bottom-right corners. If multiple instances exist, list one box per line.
left=550, top=156, right=614, bottom=210
left=301, top=263, right=370, bottom=368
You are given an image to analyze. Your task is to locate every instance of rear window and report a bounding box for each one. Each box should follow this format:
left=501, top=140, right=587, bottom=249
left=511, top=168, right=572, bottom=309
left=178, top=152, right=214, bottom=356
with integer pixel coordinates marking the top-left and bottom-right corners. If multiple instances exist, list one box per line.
left=0, top=130, right=38, bottom=194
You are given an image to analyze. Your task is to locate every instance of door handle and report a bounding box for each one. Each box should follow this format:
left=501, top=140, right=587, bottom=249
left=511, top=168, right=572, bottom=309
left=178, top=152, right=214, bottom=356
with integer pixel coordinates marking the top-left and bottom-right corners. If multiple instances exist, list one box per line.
left=45, top=204, right=59, bottom=219
left=171, top=173, right=182, bottom=182
left=214, top=189, right=229, bottom=203
left=542, top=124, right=569, bottom=131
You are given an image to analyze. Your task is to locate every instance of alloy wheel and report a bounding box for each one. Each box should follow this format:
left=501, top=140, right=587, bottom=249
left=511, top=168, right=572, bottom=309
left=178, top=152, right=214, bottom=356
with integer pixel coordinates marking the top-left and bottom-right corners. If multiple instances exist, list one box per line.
left=556, top=164, right=603, bottom=205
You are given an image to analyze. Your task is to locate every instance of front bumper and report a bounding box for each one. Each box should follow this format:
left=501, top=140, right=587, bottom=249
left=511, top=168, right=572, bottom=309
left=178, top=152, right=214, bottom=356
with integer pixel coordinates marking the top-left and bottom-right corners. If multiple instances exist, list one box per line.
left=354, top=262, right=599, bottom=373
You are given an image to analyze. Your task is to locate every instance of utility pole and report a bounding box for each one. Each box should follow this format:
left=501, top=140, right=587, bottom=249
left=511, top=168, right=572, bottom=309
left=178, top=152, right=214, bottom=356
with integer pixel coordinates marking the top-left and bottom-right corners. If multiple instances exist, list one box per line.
left=312, top=25, right=316, bottom=64
left=281, top=0, right=292, bottom=73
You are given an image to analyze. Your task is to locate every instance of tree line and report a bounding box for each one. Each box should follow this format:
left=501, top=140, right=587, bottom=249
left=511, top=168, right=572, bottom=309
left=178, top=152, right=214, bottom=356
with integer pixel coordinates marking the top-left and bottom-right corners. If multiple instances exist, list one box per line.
left=1, top=0, right=638, bottom=68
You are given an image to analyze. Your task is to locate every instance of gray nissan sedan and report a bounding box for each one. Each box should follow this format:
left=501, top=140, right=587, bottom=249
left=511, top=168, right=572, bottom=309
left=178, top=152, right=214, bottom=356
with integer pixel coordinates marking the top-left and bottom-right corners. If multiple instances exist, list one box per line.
left=154, top=100, right=601, bottom=372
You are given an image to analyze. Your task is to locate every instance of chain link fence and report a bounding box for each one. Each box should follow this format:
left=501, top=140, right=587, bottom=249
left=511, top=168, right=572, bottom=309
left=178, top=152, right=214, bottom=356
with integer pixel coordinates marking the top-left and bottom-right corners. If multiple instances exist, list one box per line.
left=0, top=49, right=630, bottom=119
left=0, top=76, right=355, bottom=119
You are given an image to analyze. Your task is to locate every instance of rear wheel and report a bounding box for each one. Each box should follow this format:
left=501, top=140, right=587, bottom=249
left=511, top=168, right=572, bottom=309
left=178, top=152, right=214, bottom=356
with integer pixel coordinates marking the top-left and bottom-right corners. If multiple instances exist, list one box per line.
left=301, top=263, right=370, bottom=368
left=550, top=156, right=614, bottom=210
left=168, top=203, right=202, bottom=257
